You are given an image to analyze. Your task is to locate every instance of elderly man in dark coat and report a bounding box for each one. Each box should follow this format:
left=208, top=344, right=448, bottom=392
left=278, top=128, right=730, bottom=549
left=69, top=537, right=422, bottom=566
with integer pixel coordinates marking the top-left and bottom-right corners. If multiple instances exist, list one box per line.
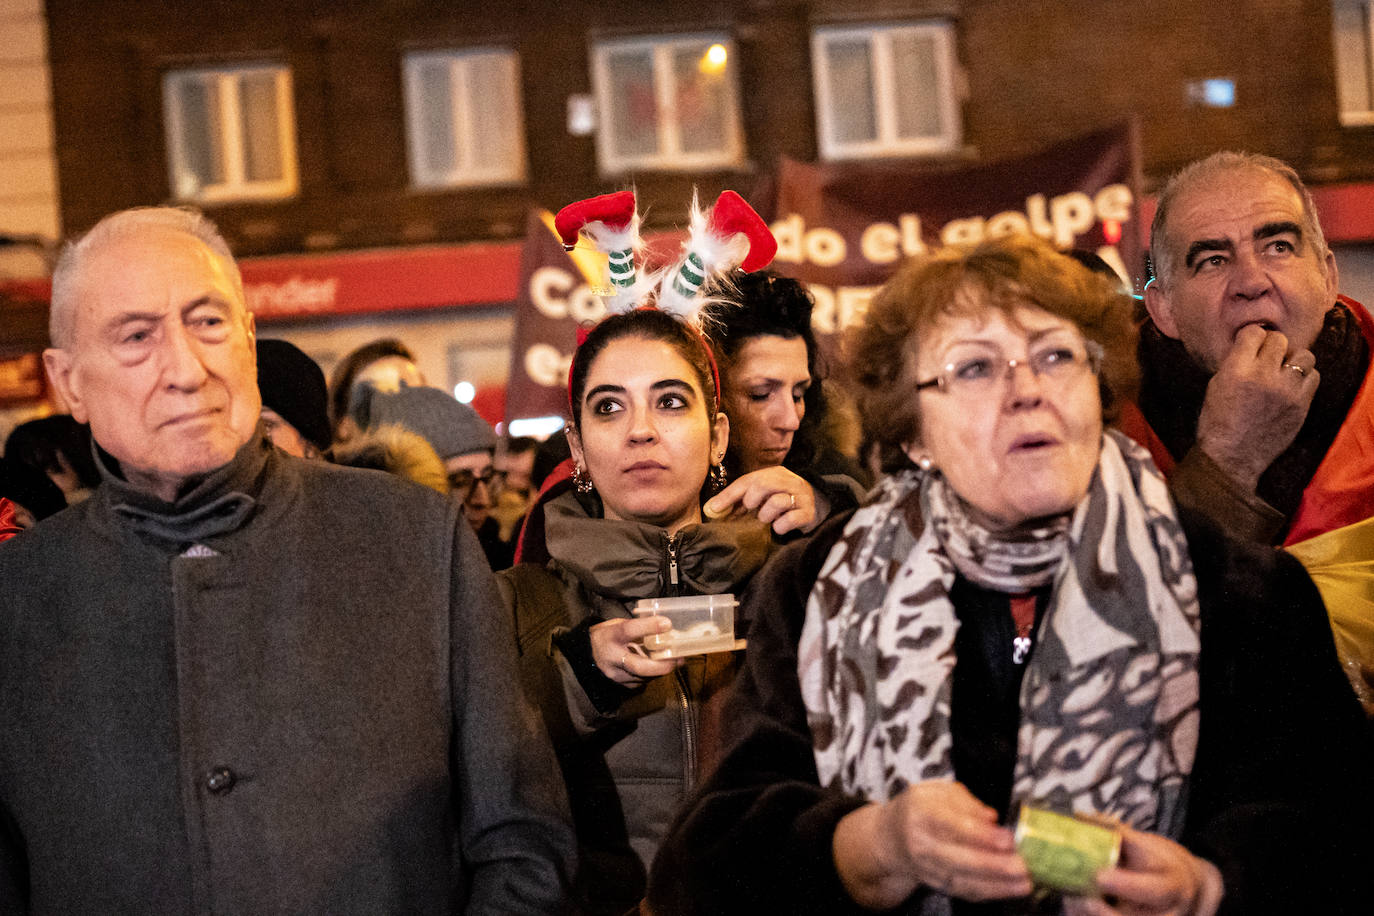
left=0, top=206, right=576, bottom=914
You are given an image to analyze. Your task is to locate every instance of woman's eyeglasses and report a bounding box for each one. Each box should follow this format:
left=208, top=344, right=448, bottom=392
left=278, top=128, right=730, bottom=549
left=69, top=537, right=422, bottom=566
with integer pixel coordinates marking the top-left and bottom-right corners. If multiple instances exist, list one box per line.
left=915, top=340, right=1104, bottom=397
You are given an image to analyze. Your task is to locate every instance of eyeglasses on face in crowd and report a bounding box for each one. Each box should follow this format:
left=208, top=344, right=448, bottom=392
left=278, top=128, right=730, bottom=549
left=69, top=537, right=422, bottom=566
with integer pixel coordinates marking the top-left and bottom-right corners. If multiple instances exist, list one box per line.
left=448, top=467, right=504, bottom=495
left=915, top=339, right=1104, bottom=397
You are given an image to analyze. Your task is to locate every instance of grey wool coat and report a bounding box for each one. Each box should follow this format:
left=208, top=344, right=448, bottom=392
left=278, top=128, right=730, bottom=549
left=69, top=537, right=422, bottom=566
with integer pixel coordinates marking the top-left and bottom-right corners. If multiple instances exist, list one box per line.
left=0, top=435, right=576, bottom=915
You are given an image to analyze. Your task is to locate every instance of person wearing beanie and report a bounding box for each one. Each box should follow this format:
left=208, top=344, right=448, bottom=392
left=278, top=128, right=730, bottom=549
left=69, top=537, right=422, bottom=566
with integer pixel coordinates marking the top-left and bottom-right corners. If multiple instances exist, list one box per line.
left=255, top=339, right=332, bottom=459
left=331, top=424, right=450, bottom=496
left=352, top=384, right=513, bottom=568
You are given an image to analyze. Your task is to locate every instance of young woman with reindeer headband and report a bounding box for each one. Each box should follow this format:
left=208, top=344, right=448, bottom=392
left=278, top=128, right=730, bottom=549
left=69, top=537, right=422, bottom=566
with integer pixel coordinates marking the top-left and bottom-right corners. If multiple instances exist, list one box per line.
left=497, top=189, right=782, bottom=915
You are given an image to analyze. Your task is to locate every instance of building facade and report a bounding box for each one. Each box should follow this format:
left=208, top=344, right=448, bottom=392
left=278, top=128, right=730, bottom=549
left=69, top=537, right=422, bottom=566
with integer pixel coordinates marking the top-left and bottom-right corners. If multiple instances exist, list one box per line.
left=5, top=0, right=1374, bottom=427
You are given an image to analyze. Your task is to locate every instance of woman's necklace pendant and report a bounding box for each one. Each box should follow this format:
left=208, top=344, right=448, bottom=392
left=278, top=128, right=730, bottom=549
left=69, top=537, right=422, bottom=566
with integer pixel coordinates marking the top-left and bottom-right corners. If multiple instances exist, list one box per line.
left=1012, top=635, right=1032, bottom=665
left=1010, top=594, right=1037, bottom=665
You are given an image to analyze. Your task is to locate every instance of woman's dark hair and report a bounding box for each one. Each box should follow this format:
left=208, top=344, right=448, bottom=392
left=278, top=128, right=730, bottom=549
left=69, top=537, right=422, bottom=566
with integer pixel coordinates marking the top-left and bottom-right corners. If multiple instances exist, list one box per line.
left=4, top=415, right=100, bottom=490
left=327, top=338, right=417, bottom=430
left=702, top=270, right=828, bottom=475
left=567, top=309, right=719, bottom=430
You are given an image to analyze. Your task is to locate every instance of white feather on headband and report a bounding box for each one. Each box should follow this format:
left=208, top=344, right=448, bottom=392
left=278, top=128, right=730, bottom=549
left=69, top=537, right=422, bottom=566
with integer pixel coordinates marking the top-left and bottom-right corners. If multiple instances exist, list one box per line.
left=655, top=191, right=751, bottom=322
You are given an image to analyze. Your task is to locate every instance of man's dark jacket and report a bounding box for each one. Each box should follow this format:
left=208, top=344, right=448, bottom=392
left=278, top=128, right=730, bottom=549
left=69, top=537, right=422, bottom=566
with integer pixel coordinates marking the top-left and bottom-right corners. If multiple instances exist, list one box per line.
left=0, top=436, right=575, bottom=914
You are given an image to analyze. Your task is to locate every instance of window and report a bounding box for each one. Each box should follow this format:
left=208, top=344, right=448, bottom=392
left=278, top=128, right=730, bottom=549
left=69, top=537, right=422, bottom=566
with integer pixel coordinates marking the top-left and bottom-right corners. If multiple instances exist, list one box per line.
left=591, top=34, right=745, bottom=173
left=812, top=22, right=961, bottom=160
left=403, top=49, right=527, bottom=188
left=162, top=65, right=298, bottom=202
left=1334, top=1, right=1374, bottom=125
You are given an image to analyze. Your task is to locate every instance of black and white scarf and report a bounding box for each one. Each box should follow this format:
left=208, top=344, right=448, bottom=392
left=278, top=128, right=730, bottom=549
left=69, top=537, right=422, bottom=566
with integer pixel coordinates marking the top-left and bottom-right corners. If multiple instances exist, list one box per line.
left=799, top=430, right=1201, bottom=843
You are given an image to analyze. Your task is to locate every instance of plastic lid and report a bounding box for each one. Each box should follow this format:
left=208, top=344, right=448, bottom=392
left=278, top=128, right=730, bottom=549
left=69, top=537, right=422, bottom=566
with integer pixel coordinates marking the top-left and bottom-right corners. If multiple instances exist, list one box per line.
left=633, top=593, right=737, bottom=614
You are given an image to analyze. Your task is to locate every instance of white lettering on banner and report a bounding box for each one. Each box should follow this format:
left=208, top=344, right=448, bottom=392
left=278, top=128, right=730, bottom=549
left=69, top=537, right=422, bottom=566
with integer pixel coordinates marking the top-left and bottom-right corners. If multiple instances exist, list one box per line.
left=524, top=343, right=574, bottom=387
left=771, top=215, right=848, bottom=266
left=808, top=284, right=880, bottom=334
left=530, top=266, right=606, bottom=324
left=771, top=184, right=1135, bottom=268
left=244, top=276, right=340, bottom=316
left=860, top=223, right=900, bottom=264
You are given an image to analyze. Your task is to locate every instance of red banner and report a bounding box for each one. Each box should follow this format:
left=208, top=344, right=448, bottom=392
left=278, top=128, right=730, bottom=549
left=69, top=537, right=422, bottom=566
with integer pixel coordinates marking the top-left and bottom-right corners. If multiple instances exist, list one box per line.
left=501, top=210, right=599, bottom=424
left=767, top=122, right=1143, bottom=336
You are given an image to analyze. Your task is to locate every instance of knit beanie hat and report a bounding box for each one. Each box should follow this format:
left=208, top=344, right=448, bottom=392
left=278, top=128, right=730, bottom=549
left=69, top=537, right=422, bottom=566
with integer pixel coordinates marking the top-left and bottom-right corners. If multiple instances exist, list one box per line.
left=256, top=339, right=332, bottom=452
left=352, top=384, right=495, bottom=460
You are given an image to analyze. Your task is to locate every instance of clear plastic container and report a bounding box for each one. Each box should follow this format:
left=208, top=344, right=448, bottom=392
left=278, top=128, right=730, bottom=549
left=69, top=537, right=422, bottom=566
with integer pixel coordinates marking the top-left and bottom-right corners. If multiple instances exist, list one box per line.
left=633, top=593, right=740, bottom=658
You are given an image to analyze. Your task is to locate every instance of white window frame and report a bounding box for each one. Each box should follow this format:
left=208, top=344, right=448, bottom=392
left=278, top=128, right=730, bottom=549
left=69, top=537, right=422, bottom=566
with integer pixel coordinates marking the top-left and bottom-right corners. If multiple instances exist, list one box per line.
left=162, top=64, right=298, bottom=203
left=1333, top=1, right=1374, bottom=126
left=402, top=48, right=528, bottom=189
left=811, top=21, right=962, bottom=161
left=590, top=33, right=746, bottom=174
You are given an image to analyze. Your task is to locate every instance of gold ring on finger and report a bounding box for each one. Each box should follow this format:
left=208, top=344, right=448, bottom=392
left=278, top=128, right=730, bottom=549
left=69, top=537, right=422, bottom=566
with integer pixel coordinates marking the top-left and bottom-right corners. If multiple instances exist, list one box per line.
left=1282, top=363, right=1307, bottom=377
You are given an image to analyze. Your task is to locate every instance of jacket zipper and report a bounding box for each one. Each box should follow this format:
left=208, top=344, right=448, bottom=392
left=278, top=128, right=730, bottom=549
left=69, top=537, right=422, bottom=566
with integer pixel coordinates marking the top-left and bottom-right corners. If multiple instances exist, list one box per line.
left=666, top=532, right=680, bottom=593
left=664, top=532, right=697, bottom=790
left=676, top=667, right=698, bottom=793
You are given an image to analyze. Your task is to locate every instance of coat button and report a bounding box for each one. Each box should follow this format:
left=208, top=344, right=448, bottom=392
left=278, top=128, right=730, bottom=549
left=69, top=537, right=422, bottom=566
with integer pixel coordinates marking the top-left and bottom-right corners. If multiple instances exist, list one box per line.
left=205, top=767, right=236, bottom=795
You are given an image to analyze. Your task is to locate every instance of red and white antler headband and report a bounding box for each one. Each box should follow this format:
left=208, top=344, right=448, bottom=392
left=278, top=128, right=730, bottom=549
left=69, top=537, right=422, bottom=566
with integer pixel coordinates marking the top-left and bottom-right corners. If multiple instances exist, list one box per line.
left=554, top=189, right=777, bottom=324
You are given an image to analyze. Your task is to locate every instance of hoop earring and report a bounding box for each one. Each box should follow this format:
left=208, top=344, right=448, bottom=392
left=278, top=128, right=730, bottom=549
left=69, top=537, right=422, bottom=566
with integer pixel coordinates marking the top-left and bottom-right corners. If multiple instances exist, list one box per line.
left=709, top=460, right=728, bottom=493
left=572, top=463, right=594, bottom=494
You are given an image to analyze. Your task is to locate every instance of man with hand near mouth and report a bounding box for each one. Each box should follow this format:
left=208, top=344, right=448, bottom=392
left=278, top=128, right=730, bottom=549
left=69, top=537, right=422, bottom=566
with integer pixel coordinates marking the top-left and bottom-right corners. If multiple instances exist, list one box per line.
left=1139, top=151, right=1374, bottom=712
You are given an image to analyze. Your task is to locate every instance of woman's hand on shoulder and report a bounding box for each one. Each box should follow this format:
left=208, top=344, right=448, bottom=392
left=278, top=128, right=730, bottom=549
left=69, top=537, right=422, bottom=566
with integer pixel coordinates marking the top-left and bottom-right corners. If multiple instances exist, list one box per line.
left=832, top=780, right=1032, bottom=909
left=589, top=616, right=680, bottom=685
left=703, top=466, right=829, bottom=535
left=1064, top=827, right=1223, bottom=916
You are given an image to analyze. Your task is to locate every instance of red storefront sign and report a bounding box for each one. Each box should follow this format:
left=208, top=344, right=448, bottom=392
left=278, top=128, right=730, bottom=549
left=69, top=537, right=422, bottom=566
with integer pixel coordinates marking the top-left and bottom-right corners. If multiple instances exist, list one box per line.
left=240, top=241, right=522, bottom=320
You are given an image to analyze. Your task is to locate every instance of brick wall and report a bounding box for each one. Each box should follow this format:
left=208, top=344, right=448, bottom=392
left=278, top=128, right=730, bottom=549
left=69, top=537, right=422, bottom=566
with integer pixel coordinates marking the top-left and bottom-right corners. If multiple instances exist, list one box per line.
left=39, top=0, right=1374, bottom=257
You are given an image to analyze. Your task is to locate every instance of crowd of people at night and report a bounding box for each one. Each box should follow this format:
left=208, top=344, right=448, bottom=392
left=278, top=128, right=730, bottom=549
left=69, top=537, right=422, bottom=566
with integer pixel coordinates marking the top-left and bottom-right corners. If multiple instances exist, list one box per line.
left=0, top=149, right=1371, bottom=916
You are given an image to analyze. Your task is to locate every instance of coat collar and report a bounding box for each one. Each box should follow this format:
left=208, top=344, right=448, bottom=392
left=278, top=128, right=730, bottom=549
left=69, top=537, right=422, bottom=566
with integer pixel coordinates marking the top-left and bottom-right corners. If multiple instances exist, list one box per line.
left=543, top=490, right=770, bottom=600
left=92, top=432, right=274, bottom=548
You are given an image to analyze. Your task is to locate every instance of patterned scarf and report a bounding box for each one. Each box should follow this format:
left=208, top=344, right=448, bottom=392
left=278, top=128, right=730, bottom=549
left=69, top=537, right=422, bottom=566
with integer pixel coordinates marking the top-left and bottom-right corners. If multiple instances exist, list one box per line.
left=799, top=431, right=1201, bottom=852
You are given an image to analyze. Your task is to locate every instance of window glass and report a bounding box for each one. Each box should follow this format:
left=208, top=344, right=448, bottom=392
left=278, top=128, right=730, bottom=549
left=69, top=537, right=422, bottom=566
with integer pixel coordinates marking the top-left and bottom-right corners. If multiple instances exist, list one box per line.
left=891, top=32, right=943, bottom=139
left=812, top=22, right=960, bottom=160
left=606, top=48, right=659, bottom=159
left=592, top=35, right=743, bottom=173
left=402, top=49, right=526, bottom=188
left=163, top=66, right=296, bottom=202
left=824, top=39, right=877, bottom=145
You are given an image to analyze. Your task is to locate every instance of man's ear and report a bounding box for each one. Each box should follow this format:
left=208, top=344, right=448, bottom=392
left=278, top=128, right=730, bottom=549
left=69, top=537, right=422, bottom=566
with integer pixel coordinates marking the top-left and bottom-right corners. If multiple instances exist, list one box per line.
left=42, top=348, right=88, bottom=423
left=1143, top=280, right=1181, bottom=339
left=711, top=411, right=730, bottom=462
left=1323, top=250, right=1340, bottom=303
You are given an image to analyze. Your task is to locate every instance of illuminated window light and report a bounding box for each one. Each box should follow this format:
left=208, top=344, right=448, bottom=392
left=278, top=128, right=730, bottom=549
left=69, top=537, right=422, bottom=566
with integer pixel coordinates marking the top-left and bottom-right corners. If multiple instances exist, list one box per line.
left=508, top=415, right=566, bottom=438
left=1185, top=78, right=1235, bottom=108
left=701, top=43, right=728, bottom=74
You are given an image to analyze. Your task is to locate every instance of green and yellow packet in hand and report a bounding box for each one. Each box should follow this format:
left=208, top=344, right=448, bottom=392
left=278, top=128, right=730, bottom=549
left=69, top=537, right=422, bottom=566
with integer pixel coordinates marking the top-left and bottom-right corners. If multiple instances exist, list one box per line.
left=1014, top=805, right=1121, bottom=895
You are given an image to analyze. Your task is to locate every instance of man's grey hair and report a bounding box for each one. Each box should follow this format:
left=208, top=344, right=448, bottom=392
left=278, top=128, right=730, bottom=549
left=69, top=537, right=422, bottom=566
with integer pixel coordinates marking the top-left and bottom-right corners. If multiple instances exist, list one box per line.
left=1149, top=151, right=1329, bottom=290
left=49, top=206, right=245, bottom=349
